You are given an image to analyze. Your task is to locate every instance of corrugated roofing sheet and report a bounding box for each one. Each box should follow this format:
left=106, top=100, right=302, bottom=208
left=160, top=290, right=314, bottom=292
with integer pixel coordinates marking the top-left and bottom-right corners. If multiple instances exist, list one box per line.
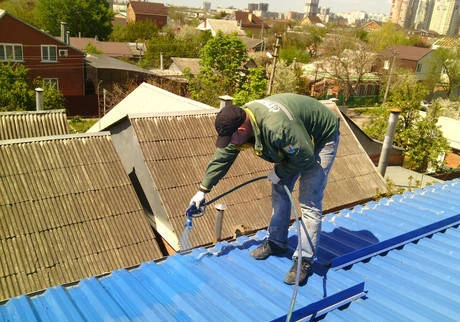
left=0, top=110, right=68, bottom=141
left=129, top=101, right=386, bottom=250
left=1, top=179, right=459, bottom=321
left=0, top=133, right=163, bottom=301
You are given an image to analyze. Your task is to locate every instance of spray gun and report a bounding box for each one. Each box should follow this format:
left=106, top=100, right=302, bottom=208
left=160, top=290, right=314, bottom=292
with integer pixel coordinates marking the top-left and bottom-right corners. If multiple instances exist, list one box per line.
left=184, top=199, right=206, bottom=229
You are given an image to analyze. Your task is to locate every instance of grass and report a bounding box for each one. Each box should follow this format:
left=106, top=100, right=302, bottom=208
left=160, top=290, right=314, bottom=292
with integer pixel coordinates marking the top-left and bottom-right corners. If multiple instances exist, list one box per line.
left=68, top=116, right=98, bottom=133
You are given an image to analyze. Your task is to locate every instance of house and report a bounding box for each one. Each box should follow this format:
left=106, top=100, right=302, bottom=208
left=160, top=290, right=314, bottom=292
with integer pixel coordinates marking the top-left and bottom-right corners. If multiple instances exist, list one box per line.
left=1, top=178, right=458, bottom=320
left=233, top=11, right=270, bottom=38
left=378, top=45, right=435, bottom=81
left=300, top=15, right=324, bottom=27
left=362, top=20, right=382, bottom=31
left=126, top=1, right=168, bottom=29
left=91, top=92, right=386, bottom=252
left=0, top=132, right=164, bottom=302
left=0, top=110, right=68, bottom=140
left=84, top=54, right=155, bottom=116
left=0, top=10, right=87, bottom=112
left=169, top=57, right=201, bottom=76
left=196, top=18, right=246, bottom=37
left=302, top=60, right=381, bottom=103
left=68, top=37, right=134, bottom=59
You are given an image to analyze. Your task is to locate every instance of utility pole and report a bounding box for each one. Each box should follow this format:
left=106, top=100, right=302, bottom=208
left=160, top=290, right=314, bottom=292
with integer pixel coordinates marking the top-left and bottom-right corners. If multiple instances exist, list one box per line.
left=383, top=50, right=397, bottom=104
left=267, top=34, right=281, bottom=96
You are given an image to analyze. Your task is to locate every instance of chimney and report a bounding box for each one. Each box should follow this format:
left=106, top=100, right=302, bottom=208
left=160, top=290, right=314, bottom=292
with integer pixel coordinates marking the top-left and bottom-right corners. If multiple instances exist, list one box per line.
left=377, top=108, right=401, bottom=177
left=219, top=95, right=233, bottom=109
left=60, top=22, right=67, bottom=44
left=35, top=88, right=44, bottom=111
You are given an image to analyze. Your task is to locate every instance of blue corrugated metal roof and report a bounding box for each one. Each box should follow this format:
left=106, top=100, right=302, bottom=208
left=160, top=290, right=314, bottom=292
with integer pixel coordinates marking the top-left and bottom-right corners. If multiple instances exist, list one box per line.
left=1, top=179, right=459, bottom=321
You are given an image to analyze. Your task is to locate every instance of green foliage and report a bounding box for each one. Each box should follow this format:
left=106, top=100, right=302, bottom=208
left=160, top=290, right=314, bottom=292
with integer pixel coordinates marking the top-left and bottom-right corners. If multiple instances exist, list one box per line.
left=1, top=0, right=39, bottom=25
left=0, top=62, right=34, bottom=111
left=233, top=67, right=267, bottom=105
left=400, top=100, right=450, bottom=172
left=0, top=63, right=65, bottom=111
left=143, top=29, right=211, bottom=68
left=33, top=79, right=65, bottom=110
left=84, top=42, right=104, bottom=54
left=110, top=21, right=159, bottom=42
left=68, top=116, right=97, bottom=133
left=426, top=47, right=460, bottom=99
left=363, top=75, right=450, bottom=173
left=36, top=0, right=113, bottom=39
left=188, top=31, right=249, bottom=105
left=270, top=60, right=304, bottom=94
left=279, top=46, right=310, bottom=64
left=367, top=22, right=413, bottom=51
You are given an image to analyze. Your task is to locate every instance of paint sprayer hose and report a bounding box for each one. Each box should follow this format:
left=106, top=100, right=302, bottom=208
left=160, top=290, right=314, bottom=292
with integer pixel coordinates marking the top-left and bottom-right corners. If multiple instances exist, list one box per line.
left=203, top=177, right=303, bottom=322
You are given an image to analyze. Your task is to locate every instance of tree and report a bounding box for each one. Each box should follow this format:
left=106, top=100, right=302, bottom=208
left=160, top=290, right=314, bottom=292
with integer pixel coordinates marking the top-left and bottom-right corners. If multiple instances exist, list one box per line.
left=0, top=62, right=65, bottom=111
left=0, top=0, right=39, bottom=25
left=269, top=60, right=304, bottom=95
left=110, top=20, right=159, bottom=42
left=36, top=0, right=113, bottom=40
left=188, top=31, right=249, bottom=106
left=233, top=67, right=267, bottom=105
left=426, top=47, right=460, bottom=99
left=367, top=22, right=414, bottom=51
left=0, top=62, right=34, bottom=111
left=319, top=36, right=377, bottom=103
left=363, top=74, right=450, bottom=173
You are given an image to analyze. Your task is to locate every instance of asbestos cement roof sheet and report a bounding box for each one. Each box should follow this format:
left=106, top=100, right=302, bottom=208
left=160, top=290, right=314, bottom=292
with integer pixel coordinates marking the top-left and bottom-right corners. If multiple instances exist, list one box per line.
left=87, top=82, right=214, bottom=133
left=0, top=110, right=68, bottom=141
left=0, top=179, right=459, bottom=321
left=0, top=133, right=163, bottom=301
left=128, top=100, right=386, bottom=250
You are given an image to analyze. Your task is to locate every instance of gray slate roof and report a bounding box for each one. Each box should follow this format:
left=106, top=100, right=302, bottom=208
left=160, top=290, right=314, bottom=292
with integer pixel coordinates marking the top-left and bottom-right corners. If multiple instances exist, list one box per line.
left=114, top=100, right=386, bottom=250
left=0, top=110, right=68, bottom=141
left=0, top=133, right=163, bottom=301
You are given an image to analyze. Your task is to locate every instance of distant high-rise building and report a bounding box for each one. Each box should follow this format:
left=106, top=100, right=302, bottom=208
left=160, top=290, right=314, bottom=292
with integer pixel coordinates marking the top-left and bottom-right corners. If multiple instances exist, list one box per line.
left=429, top=0, right=460, bottom=35
left=414, top=0, right=435, bottom=29
left=305, top=0, right=319, bottom=17
left=203, top=1, right=211, bottom=10
left=248, top=3, right=269, bottom=13
left=390, top=0, right=420, bottom=28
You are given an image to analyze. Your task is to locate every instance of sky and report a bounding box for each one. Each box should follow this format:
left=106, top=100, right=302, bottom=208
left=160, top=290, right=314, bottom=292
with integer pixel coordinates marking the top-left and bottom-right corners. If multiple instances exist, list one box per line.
left=163, top=0, right=392, bottom=15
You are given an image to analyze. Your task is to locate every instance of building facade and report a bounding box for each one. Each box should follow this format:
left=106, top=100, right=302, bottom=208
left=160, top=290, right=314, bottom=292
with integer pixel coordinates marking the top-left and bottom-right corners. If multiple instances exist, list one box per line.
left=429, top=0, right=460, bottom=35
left=305, top=0, right=320, bottom=17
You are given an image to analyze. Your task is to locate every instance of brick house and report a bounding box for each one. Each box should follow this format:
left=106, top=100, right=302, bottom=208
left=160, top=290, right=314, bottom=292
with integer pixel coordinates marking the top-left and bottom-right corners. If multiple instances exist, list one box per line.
left=0, top=10, right=95, bottom=115
left=0, top=10, right=85, bottom=98
left=126, top=1, right=168, bottom=29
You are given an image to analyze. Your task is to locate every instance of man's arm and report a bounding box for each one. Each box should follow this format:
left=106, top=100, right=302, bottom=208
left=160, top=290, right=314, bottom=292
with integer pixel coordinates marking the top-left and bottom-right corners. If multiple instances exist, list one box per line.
left=200, top=144, right=240, bottom=192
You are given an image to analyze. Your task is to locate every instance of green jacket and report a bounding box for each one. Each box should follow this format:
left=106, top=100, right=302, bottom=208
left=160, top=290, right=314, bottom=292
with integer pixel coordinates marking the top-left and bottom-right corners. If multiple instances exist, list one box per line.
left=200, top=94, right=339, bottom=192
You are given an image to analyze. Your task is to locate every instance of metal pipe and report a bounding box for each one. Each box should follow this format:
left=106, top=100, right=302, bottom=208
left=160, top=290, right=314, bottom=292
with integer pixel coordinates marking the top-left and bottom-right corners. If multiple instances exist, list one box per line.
left=218, top=95, right=233, bottom=109
left=213, top=203, right=226, bottom=243
left=377, top=108, right=400, bottom=177
left=35, top=88, right=44, bottom=111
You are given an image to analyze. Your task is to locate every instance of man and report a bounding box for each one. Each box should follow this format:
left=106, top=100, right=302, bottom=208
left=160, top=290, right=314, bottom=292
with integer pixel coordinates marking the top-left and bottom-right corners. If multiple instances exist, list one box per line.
left=189, top=93, right=340, bottom=285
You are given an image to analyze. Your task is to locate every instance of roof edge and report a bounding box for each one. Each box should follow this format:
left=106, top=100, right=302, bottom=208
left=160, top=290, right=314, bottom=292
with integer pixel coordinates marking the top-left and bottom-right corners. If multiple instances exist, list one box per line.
left=0, top=131, right=111, bottom=145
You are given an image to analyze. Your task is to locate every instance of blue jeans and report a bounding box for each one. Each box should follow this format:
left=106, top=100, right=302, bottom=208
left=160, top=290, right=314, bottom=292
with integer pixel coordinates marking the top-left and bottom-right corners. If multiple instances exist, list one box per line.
left=267, top=130, right=340, bottom=262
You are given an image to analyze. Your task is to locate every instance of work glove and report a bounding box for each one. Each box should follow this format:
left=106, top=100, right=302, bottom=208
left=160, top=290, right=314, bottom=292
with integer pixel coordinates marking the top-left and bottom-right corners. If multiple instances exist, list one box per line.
left=267, top=169, right=281, bottom=185
left=189, top=191, right=206, bottom=209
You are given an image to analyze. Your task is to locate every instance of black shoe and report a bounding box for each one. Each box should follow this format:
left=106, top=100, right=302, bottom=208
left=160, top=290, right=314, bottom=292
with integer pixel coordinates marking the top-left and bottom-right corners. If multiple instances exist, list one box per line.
left=250, top=240, right=288, bottom=260
left=284, top=258, right=313, bottom=285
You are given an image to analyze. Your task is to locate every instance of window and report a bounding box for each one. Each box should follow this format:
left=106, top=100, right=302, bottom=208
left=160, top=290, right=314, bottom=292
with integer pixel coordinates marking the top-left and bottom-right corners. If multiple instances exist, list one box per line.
left=41, top=45, right=57, bottom=62
left=0, top=43, right=23, bottom=61
left=416, top=63, right=422, bottom=72
left=43, top=78, right=59, bottom=90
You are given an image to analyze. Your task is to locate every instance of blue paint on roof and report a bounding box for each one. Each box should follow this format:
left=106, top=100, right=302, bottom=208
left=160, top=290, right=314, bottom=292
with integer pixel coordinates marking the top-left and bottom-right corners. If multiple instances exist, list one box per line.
left=1, top=179, right=459, bottom=321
